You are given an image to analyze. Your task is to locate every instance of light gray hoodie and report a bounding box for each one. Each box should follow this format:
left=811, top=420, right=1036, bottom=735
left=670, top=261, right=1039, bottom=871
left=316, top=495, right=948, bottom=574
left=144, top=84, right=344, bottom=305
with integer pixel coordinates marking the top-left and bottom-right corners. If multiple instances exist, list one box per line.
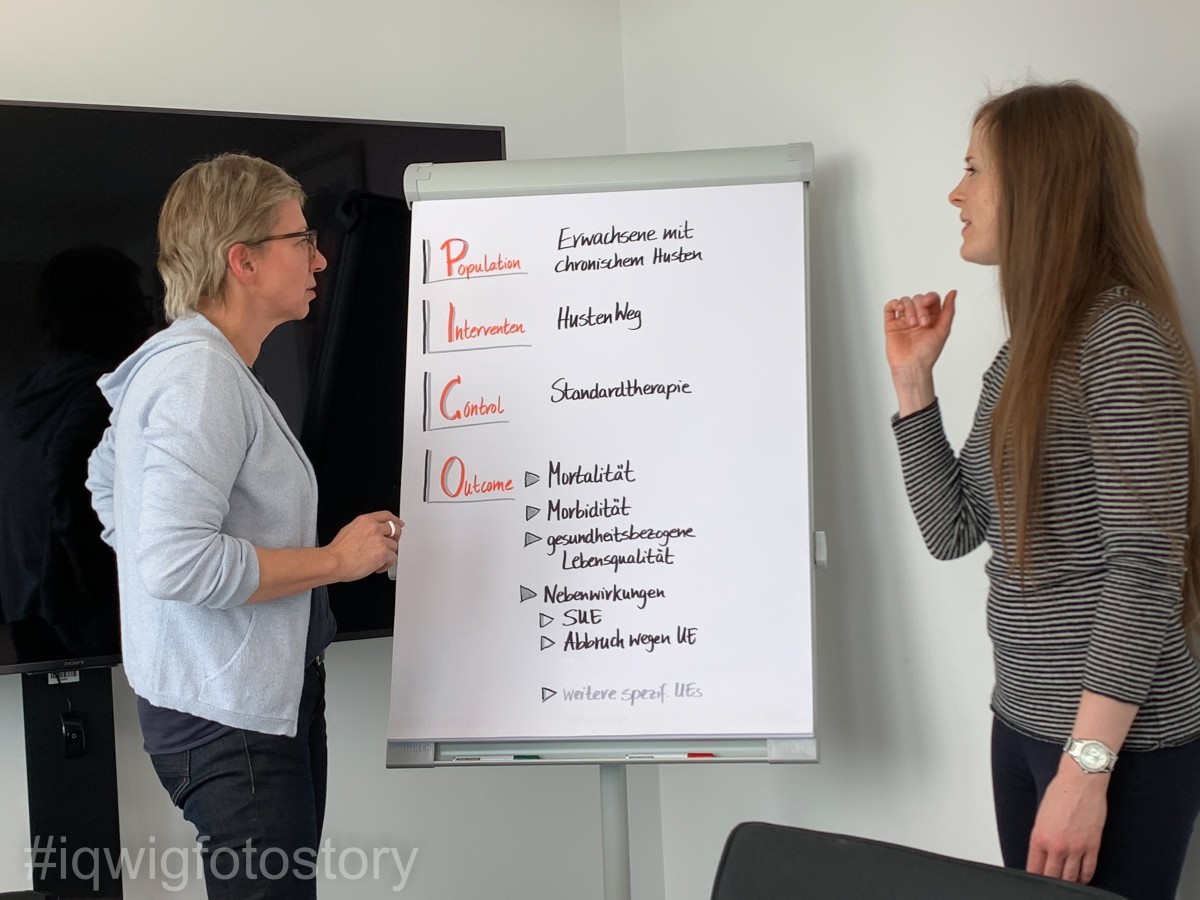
left=87, top=313, right=317, bottom=736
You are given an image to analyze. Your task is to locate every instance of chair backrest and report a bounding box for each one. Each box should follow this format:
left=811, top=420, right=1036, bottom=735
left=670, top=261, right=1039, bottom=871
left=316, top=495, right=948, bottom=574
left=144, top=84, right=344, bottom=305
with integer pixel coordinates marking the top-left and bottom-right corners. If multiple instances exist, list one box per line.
left=711, top=822, right=1125, bottom=900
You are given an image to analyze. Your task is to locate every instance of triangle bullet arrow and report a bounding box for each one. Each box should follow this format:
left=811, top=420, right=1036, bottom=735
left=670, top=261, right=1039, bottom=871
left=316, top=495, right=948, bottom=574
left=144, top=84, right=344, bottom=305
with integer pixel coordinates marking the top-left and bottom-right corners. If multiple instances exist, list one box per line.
left=525, top=472, right=540, bottom=487
left=525, top=505, right=540, bottom=521
left=524, top=532, right=542, bottom=547
left=541, top=688, right=557, bottom=702
left=520, top=585, right=536, bottom=602
left=539, top=613, right=554, bottom=627
left=540, top=636, right=555, bottom=651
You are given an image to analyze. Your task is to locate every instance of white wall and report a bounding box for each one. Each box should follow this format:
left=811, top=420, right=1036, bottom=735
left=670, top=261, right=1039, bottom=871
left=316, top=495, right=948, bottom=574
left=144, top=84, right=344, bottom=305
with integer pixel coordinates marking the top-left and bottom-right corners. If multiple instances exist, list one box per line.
left=3, top=1, right=1199, bottom=898
left=619, top=1, right=1200, bottom=898
left=0, top=0, right=626, bottom=161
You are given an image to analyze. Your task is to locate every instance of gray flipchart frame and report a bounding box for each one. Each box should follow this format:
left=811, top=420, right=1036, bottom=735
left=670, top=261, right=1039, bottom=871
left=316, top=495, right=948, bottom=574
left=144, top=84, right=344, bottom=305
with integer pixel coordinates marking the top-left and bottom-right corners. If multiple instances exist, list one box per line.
left=389, top=144, right=818, bottom=768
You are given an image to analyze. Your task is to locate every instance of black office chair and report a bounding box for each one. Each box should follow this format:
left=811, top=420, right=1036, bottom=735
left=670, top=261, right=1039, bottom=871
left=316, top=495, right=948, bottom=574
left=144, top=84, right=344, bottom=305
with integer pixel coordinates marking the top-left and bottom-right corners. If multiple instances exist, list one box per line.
left=712, top=822, right=1124, bottom=899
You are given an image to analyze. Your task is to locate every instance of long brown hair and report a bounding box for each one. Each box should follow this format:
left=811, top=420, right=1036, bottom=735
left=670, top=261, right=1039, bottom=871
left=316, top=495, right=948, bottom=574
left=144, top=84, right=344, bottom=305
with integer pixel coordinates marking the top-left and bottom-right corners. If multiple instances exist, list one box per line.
left=980, top=82, right=1200, bottom=636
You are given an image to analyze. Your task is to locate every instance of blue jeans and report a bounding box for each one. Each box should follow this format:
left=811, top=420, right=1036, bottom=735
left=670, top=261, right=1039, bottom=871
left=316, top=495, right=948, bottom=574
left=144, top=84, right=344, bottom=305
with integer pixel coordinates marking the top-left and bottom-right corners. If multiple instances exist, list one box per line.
left=991, top=715, right=1200, bottom=900
left=150, top=658, right=328, bottom=900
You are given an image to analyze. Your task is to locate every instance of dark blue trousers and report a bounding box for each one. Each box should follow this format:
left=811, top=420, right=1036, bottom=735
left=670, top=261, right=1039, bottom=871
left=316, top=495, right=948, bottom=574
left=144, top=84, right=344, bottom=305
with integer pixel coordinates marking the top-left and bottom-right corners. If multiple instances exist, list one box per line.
left=150, top=658, right=328, bottom=899
left=991, top=716, right=1200, bottom=900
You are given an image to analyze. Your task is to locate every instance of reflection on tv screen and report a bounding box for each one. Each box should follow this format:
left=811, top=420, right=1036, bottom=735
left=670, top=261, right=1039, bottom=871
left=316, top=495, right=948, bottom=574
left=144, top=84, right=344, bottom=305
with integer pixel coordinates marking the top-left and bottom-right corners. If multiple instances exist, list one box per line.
left=0, top=102, right=504, bottom=675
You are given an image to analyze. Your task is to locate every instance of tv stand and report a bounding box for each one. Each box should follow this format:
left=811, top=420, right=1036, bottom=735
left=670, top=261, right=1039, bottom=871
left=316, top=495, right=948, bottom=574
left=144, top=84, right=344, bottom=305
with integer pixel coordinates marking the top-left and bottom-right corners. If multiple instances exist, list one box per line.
left=21, top=668, right=121, bottom=899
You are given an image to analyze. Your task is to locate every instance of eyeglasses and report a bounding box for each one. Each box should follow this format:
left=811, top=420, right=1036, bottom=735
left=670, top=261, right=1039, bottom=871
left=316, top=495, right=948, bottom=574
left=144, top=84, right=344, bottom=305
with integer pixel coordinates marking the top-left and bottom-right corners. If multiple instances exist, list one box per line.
left=244, top=229, right=318, bottom=258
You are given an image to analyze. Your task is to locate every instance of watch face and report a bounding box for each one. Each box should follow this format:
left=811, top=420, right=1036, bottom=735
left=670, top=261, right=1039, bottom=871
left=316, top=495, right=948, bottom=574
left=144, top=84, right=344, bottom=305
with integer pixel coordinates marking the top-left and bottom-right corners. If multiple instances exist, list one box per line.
left=1079, top=741, right=1111, bottom=771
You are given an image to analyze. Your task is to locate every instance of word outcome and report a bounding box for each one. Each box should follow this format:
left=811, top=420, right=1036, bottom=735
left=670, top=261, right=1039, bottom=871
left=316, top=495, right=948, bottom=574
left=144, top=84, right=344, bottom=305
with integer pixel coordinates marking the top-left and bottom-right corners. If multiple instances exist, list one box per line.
left=550, top=377, right=692, bottom=403
left=437, top=455, right=513, bottom=498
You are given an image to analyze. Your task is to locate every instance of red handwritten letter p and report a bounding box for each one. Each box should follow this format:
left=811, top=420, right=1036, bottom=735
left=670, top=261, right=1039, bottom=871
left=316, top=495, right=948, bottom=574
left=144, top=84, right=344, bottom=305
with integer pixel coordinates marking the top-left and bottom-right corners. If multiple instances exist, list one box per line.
left=441, top=238, right=468, bottom=277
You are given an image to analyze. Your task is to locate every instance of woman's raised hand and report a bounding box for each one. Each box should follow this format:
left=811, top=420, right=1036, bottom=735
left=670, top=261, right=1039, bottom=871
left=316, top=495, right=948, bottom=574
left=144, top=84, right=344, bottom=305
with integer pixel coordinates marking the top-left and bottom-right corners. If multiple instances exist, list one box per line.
left=884, top=290, right=956, bottom=416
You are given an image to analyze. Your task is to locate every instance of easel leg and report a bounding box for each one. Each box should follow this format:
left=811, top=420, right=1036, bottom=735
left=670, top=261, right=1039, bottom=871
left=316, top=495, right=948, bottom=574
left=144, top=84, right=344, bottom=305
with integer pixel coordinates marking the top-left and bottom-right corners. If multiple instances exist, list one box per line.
left=599, top=763, right=632, bottom=900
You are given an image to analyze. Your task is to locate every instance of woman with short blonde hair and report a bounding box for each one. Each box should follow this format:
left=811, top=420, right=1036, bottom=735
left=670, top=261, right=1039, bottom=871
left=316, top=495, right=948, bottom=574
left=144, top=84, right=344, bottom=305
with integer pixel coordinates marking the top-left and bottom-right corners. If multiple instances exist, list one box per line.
left=158, top=152, right=306, bottom=321
left=89, top=152, right=403, bottom=899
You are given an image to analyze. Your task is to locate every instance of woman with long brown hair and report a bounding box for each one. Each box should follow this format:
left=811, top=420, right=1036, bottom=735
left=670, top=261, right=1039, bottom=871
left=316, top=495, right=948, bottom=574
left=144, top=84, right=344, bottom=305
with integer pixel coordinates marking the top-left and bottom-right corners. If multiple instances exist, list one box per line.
left=886, top=82, right=1200, bottom=899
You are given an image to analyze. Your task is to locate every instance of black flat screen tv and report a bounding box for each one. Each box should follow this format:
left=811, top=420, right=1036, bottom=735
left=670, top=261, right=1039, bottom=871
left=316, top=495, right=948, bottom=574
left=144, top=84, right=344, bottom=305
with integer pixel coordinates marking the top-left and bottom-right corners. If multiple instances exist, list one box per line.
left=0, top=100, right=505, bottom=676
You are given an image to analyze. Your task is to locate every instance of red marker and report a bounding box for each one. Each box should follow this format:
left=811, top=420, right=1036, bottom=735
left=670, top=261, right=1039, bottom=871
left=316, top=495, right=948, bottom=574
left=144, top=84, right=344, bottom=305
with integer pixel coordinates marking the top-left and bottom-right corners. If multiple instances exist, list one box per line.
left=626, top=753, right=716, bottom=760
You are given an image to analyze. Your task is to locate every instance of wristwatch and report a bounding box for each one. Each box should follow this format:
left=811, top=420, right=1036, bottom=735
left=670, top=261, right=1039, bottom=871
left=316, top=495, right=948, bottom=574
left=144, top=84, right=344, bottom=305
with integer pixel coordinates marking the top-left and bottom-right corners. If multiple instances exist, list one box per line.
left=1063, top=736, right=1118, bottom=774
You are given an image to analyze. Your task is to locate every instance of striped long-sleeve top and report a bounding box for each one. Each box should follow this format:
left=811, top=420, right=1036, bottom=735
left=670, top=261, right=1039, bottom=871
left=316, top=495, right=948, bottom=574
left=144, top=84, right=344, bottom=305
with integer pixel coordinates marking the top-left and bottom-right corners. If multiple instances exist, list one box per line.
left=893, top=288, right=1200, bottom=750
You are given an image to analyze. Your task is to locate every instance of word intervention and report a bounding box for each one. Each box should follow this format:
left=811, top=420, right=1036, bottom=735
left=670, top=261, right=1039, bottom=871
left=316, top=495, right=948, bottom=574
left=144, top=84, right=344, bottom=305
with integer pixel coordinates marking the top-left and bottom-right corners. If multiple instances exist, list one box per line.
left=549, top=459, right=636, bottom=486
left=438, top=238, right=523, bottom=279
left=447, top=301, right=526, bottom=344
left=558, top=301, right=643, bottom=331
left=545, top=523, right=696, bottom=554
left=550, top=377, right=692, bottom=403
left=544, top=583, right=666, bottom=610
left=561, top=545, right=676, bottom=572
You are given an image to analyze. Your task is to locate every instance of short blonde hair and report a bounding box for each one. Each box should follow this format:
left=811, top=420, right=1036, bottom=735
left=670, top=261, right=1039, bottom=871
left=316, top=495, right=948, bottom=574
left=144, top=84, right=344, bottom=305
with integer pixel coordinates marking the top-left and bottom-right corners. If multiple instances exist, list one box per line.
left=157, top=153, right=305, bottom=322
